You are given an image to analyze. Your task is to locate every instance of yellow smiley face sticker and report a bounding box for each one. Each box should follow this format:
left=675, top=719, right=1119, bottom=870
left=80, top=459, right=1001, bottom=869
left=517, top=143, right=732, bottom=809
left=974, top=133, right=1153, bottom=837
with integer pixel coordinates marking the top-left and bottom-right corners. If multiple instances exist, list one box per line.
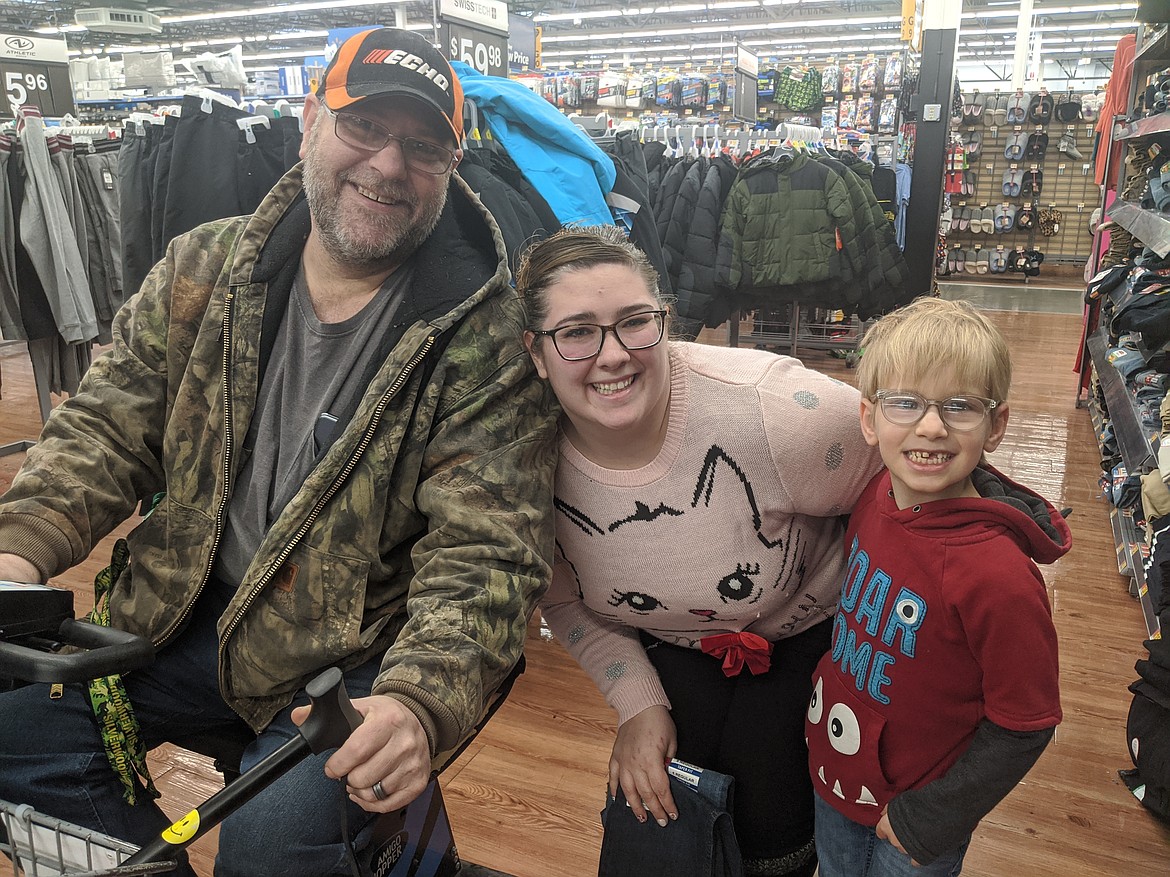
left=161, top=809, right=200, bottom=844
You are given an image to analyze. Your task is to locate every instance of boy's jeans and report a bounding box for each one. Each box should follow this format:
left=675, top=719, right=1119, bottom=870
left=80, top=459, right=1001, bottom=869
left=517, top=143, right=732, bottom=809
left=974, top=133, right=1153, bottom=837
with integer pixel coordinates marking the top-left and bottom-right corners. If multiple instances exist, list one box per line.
left=814, top=795, right=969, bottom=877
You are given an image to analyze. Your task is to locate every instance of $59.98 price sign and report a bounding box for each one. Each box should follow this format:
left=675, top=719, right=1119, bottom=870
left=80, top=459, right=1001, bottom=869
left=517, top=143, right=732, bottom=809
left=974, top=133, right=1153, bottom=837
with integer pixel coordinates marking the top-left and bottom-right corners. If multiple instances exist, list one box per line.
left=0, top=34, right=75, bottom=119
left=443, top=21, right=507, bottom=78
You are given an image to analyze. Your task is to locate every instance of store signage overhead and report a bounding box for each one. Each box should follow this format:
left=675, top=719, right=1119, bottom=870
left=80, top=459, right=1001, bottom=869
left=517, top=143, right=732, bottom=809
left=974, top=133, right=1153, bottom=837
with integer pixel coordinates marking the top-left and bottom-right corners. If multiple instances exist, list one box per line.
left=440, top=0, right=509, bottom=78
left=509, top=13, right=536, bottom=71
left=0, top=33, right=74, bottom=118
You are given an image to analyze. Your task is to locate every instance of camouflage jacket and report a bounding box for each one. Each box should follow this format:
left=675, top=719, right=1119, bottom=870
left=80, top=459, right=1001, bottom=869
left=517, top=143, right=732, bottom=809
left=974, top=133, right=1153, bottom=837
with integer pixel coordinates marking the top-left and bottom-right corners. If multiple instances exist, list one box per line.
left=0, top=166, right=559, bottom=761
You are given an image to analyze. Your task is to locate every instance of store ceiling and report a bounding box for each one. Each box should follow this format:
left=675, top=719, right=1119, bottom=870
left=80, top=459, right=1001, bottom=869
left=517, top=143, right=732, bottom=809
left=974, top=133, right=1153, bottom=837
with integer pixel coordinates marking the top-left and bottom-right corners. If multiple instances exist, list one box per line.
left=5, top=0, right=1143, bottom=74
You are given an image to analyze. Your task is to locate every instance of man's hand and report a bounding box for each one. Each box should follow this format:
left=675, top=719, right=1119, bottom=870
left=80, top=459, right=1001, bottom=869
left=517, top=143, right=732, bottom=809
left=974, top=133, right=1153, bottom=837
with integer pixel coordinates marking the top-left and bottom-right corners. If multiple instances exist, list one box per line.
left=292, top=693, right=430, bottom=813
left=609, top=704, right=678, bottom=828
left=0, top=553, right=43, bottom=584
left=876, top=806, right=920, bottom=866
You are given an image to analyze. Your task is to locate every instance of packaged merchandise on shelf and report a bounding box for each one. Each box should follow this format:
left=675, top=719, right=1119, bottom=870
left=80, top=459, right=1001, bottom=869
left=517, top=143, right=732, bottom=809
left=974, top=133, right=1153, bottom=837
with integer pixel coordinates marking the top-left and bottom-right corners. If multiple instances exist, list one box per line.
left=774, top=65, right=823, bottom=111
left=681, top=75, right=708, bottom=108
left=642, top=75, right=658, bottom=106
left=757, top=69, right=776, bottom=101
left=625, top=74, right=646, bottom=109
left=838, top=97, right=857, bottom=130
left=840, top=61, right=858, bottom=93
left=858, top=56, right=879, bottom=92
left=822, top=62, right=840, bottom=94
left=580, top=74, right=599, bottom=102
left=883, top=53, right=903, bottom=90
left=556, top=73, right=582, bottom=108
left=656, top=75, right=681, bottom=107
left=597, top=71, right=627, bottom=108
left=857, top=95, right=875, bottom=132
left=822, top=103, right=839, bottom=130
left=878, top=96, right=898, bottom=131
left=706, top=74, right=731, bottom=110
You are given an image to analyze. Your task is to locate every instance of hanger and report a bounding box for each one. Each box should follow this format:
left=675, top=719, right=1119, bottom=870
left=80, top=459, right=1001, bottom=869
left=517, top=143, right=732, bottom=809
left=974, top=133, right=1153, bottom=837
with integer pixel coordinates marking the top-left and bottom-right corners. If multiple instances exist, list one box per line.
left=236, top=114, right=270, bottom=144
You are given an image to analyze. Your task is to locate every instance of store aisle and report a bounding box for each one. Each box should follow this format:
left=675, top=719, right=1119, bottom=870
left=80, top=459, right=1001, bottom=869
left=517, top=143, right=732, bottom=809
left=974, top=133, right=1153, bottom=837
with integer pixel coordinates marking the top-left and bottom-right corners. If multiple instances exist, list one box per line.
left=1, top=286, right=1168, bottom=876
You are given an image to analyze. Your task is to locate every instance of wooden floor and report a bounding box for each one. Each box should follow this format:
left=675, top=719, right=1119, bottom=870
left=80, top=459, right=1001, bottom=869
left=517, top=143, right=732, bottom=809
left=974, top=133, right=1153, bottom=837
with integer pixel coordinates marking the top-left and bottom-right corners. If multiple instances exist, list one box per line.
left=2, top=300, right=1170, bottom=875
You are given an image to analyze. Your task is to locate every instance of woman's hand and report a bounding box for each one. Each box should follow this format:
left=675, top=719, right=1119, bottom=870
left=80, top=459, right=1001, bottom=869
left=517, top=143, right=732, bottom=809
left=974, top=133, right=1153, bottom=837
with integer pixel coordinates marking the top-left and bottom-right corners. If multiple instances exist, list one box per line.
left=609, top=705, right=678, bottom=827
left=292, top=694, right=431, bottom=813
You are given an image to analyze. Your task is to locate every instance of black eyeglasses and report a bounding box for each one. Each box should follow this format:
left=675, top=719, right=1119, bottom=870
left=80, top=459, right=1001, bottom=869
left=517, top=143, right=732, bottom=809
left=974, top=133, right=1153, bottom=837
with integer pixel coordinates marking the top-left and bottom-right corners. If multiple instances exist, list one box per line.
left=532, top=310, right=667, bottom=361
left=320, top=105, right=456, bottom=175
left=873, top=390, right=1000, bottom=431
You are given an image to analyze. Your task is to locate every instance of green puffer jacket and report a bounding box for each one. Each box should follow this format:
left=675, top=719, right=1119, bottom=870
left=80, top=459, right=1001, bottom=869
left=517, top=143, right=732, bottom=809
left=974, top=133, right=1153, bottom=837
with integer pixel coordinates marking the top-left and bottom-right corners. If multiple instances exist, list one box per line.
left=0, top=165, right=560, bottom=764
left=715, top=149, right=863, bottom=303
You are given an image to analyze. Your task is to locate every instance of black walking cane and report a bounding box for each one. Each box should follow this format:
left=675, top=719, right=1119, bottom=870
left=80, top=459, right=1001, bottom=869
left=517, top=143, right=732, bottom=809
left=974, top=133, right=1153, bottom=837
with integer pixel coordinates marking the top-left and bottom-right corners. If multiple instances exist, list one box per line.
left=120, top=667, right=361, bottom=870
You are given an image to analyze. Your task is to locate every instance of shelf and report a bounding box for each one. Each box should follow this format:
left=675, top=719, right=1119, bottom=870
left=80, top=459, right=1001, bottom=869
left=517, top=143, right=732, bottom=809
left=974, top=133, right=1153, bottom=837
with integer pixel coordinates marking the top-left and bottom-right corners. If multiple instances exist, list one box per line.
left=1087, top=328, right=1158, bottom=472
left=1116, top=506, right=1162, bottom=640
left=1136, top=24, right=1170, bottom=64
left=1106, top=201, right=1170, bottom=258
left=1115, top=113, right=1170, bottom=140
left=1089, top=395, right=1164, bottom=640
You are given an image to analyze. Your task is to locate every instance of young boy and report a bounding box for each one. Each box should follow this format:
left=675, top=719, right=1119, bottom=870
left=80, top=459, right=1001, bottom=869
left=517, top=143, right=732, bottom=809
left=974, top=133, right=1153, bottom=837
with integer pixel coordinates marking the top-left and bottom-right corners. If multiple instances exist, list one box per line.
left=806, top=296, right=1072, bottom=876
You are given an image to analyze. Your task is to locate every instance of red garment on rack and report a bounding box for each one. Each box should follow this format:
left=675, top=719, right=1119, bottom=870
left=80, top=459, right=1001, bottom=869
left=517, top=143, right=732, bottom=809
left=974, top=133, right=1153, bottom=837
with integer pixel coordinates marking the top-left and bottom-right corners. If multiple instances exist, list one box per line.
left=1095, top=32, right=1136, bottom=187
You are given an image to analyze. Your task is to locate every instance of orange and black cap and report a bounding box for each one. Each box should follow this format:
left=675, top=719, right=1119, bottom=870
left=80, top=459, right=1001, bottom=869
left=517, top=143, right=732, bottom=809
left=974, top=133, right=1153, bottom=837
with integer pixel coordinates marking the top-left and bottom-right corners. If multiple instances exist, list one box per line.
left=317, top=27, right=464, bottom=148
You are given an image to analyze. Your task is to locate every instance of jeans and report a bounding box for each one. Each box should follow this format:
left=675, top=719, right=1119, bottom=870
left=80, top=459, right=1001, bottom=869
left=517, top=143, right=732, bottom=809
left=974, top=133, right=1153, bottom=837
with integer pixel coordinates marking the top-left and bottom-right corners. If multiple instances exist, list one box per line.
left=0, top=589, right=381, bottom=877
left=813, top=795, right=969, bottom=877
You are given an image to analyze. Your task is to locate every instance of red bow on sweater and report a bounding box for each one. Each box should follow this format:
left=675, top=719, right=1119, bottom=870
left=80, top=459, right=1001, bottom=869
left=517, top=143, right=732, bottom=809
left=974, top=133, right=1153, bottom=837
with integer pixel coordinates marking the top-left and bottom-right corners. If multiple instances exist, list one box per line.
left=699, top=631, right=773, bottom=677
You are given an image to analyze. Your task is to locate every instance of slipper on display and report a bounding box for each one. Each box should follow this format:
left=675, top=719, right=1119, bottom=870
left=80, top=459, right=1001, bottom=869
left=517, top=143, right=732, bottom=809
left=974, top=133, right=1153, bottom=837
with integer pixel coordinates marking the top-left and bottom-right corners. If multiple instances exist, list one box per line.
left=1025, top=132, right=1049, bottom=161
left=954, top=248, right=967, bottom=272
left=991, top=250, right=1009, bottom=273
left=1027, top=92, right=1053, bottom=124
left=1021, top=169, right=1042, bottom=197
left=975, top=250, right=990, bottom=274
left=1006, top=92, right=1031, bottom=124
left=959, top=207, right=971, bottom=231
left=1054, top=93, right=1082, bottom=123
left=964, top=249, right=979, bottom=274
left=990, top=94, right=1008, bottom=126
left=1007, top=168, right=1022, bottom=197
left=981, top=207, right=997, bottom=234
left=1004, top=132, right=1026, bottom=161
left=1002, top=169, right=1015, bottom=196
left=971, top=91, right=986, bottom=118
left=966, top=131, right=983, bottom=158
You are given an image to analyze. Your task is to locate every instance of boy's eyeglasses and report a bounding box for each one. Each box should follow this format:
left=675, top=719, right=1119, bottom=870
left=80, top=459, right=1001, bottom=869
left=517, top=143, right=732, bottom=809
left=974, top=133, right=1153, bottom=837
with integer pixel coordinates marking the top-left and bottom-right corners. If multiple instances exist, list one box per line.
left=873, top=390, right=999, bottom=431
left=321, top=105, right=456, bottom=175
left=532, top=310, right=667, bottom=361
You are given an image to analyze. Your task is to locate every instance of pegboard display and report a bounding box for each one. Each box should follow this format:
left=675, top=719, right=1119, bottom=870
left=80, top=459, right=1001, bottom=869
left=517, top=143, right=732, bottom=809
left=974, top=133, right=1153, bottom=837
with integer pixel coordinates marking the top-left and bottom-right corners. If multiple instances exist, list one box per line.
left=938, top=89, right=1099, bottom=277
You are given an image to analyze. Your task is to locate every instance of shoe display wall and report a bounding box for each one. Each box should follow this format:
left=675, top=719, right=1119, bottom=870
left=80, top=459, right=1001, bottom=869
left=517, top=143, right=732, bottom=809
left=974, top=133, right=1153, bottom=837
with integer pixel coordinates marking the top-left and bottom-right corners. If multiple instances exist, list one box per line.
left=937, top=87, right=1099, bottom=280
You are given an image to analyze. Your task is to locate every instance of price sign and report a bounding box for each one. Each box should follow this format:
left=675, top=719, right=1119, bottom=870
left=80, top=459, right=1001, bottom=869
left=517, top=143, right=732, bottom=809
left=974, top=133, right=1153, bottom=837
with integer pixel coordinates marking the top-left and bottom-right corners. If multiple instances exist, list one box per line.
left=440, top=0, right=508, bottom=78
left=445, top=22, right=507, bottom=77
left=0, top=34, right=74, bottom=118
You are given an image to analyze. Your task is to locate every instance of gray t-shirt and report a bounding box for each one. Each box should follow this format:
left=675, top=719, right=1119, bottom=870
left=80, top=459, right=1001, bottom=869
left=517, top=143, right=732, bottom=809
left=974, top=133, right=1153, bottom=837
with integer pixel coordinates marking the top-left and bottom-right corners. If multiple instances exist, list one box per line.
left=213, top=260, right=414, bottom=590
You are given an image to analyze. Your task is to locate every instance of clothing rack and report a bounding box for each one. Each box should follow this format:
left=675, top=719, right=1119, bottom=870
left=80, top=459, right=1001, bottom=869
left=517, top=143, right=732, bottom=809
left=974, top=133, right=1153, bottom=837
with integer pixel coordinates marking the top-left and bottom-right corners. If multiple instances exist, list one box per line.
left=637, top=121, right=825, bottom=157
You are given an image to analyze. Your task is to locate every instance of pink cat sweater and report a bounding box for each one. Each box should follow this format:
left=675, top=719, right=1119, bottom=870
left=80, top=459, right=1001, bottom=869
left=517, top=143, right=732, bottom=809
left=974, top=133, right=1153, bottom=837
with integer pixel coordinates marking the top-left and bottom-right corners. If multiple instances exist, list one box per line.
left=540, top=341, right=882, bottom=724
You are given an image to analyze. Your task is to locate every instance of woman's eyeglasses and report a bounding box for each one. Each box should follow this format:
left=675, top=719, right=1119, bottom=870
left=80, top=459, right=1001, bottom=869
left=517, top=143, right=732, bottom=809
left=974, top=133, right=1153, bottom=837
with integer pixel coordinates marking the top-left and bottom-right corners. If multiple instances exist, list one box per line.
left=873, top=390, right=999, bottom=431
left=532, top=310, right=667, bottom=361
left=321, top=105, right=456, bottom=175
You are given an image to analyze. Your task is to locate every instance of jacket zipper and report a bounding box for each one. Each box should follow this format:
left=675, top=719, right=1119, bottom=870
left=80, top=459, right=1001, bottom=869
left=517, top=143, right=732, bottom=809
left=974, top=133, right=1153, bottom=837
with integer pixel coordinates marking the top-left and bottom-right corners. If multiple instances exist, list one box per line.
left=149, top=288, right=239, bottom=651
left=216, top=331, right=440, bottom=674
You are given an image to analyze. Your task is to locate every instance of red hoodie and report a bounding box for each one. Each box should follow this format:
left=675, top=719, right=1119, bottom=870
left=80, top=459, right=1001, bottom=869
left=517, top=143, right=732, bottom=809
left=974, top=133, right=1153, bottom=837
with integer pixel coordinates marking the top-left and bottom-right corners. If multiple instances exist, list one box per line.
left=806, top=465, right=1071, bottom=826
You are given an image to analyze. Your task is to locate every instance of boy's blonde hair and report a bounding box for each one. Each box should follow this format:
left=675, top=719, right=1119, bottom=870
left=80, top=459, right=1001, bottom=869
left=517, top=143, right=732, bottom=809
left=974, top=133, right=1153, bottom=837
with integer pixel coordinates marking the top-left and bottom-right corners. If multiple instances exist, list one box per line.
left=856, top=296, right=1012, bottom=402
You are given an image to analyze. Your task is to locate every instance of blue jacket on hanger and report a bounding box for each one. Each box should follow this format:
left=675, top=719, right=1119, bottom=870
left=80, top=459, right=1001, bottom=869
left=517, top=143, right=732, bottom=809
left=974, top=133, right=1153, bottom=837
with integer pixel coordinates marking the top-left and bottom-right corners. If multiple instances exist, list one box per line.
left=452, top=61, right=616, bottom=227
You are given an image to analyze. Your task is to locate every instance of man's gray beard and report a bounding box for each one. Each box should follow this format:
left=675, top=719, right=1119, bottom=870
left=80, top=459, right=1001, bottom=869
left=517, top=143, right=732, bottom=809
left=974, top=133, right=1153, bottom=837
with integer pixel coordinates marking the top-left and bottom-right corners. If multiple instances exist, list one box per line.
left=301, top=151, right=448, bottom=271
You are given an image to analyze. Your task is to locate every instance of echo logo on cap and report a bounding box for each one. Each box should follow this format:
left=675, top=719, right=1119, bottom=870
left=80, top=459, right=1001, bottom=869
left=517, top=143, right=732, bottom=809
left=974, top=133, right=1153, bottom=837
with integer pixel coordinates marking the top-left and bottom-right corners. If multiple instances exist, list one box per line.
left=361, top=50, right=450, bottom=92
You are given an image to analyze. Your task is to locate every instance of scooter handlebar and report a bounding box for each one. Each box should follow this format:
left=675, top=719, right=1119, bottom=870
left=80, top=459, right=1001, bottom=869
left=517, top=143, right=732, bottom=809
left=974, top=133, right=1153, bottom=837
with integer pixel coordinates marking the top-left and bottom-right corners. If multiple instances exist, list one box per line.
left=0, top=618, right=155, bottom=683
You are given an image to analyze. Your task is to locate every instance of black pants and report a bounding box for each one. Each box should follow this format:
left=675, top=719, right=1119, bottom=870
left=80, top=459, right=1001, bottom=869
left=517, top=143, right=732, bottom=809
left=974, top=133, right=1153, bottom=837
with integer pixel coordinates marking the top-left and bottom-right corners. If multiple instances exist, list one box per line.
left=641, top=620, right=831, bottom=864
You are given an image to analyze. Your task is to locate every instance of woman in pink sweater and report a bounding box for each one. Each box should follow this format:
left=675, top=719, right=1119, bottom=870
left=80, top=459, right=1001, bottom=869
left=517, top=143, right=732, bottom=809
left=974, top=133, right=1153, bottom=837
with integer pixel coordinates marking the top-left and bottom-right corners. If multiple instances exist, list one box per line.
left=517, top=226, right=882, bottom=876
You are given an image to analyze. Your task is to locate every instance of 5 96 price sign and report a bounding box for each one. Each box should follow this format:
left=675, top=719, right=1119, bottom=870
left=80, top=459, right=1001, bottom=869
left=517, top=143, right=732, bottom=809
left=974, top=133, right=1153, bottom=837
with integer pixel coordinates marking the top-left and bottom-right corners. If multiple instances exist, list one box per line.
left=0, top=60, right=75, bottom=118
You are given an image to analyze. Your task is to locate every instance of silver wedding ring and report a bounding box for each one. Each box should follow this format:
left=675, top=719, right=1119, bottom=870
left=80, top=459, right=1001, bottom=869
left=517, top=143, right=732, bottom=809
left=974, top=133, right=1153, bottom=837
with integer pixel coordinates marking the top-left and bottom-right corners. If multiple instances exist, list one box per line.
left=372, top=780, right=387, bottom=801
